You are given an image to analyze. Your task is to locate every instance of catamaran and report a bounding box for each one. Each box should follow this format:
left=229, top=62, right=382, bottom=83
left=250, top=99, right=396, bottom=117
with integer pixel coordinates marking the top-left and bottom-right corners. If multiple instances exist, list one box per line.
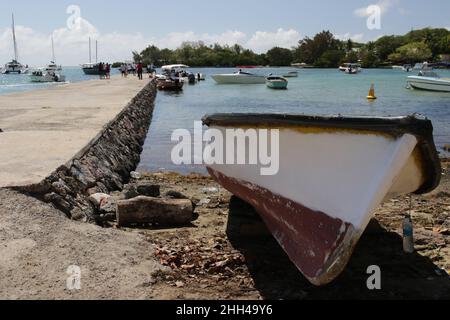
left=45, top=36, right=62, bottom=72
left=2, top=14, right=28, bottom=75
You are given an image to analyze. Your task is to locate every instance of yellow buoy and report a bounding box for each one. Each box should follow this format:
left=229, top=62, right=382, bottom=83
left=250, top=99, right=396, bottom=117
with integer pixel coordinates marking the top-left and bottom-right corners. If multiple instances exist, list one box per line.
left=367, top=83, right=377, bottom=100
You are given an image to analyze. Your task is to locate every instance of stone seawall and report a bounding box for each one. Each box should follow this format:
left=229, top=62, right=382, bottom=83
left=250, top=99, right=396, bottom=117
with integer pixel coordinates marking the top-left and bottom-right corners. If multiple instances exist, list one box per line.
left=18, top=80, right=157, bottom=222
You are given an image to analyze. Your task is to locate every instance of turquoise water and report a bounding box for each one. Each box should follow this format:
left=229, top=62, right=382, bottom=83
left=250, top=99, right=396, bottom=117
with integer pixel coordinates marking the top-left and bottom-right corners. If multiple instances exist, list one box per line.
left=139, top=67, right=450, bottom=173
left=0, top=67, right=119, bottom=95
left=1, top=67, right=448, bottom=174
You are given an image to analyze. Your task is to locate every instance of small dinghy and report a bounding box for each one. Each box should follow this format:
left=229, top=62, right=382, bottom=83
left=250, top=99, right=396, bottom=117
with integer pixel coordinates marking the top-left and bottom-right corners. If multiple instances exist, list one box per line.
left=266, top=76, right=288, bottom=89
left=202, top=113, right=441, bottom=285
left=157, top=78, right=184, bottom=91
left=283, top=71, right=299, bottom=78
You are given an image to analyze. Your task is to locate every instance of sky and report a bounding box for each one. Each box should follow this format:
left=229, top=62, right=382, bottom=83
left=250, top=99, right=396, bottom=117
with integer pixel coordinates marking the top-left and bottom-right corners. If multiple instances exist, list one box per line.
left=0, top=0, right=449, bottom=66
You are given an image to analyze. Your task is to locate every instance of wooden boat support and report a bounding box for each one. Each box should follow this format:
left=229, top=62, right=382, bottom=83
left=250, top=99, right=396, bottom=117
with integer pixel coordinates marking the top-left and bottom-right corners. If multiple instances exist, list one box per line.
left=202, top=114, right=441, bottom=286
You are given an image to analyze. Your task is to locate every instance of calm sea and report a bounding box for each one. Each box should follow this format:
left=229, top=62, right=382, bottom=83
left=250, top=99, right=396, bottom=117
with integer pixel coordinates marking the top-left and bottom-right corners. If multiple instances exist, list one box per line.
left=1, top=67, right=449, bottom=174
left=0, top=66, right=119, bottom=95
left=139, top=67, right=450, bottom=173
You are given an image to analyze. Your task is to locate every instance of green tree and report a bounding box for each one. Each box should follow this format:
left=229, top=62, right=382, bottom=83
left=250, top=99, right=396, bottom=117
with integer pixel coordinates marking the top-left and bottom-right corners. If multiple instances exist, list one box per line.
left=373, top=35, right=406, bottom=61
left=293, top=30, right=344, bottom=65
left=388, top=42, right=433, bottom=64
left=266, top=47, right=294, bottom=66
left=315, top=50, right=345, bottom=68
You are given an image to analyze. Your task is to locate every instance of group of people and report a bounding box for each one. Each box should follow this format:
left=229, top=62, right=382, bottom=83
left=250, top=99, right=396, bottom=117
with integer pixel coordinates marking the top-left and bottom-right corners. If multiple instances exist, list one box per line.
left=119, top=62, right=155, bottom=80
left=97, top=62, right=111, bottom=79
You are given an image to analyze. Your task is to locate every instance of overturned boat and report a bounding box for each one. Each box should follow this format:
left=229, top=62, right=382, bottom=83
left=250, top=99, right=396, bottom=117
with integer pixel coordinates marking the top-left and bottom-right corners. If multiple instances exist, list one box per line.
left=202, top=113, right=441, bottom=286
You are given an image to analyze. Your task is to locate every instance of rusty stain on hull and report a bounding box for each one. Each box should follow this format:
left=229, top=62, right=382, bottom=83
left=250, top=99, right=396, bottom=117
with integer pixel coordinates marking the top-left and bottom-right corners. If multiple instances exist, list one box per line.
left=208, top=168, right=361, bottom=286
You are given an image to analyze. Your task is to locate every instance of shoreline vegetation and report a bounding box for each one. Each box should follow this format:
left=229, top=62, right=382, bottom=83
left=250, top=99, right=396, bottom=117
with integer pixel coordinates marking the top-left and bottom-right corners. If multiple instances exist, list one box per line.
left=121, top=28, right=450, bottom=69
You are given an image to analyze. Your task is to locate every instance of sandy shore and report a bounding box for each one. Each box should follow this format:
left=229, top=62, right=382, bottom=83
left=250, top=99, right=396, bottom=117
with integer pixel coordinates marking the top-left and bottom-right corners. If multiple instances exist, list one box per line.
left=0, top=159, right=448, bottom=300
left=0, top=76, right=148, bottom=188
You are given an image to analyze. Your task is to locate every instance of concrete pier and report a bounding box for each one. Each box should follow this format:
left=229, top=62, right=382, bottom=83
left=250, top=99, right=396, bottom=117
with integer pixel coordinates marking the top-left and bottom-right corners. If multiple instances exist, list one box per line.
left=0, top=77, right=149, bottom=188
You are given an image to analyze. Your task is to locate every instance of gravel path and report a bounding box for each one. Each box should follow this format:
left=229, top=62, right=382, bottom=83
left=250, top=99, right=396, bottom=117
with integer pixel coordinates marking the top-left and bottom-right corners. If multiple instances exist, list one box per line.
left=0, top=189, right=165, bottom=300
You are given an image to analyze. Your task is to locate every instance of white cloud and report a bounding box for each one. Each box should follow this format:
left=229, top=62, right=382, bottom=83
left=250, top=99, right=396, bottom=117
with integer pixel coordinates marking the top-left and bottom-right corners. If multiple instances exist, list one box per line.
left=335, top=33, right=365, bottom=42
left=246, top=28, right=301, bottom=53
left=0, top=13, right=301, bottom=66
left=354, top=0, right=398, bottom=18
left=154, top=30, right=247, bottom=49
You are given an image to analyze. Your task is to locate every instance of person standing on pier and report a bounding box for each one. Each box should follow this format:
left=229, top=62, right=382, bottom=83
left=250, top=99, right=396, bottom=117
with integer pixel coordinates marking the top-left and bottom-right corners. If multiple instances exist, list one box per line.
left=137, top=62, right=143, bottom=80
left=99, top=62, right=104, bottom=79
left=105, top=63, right=111, bottom=79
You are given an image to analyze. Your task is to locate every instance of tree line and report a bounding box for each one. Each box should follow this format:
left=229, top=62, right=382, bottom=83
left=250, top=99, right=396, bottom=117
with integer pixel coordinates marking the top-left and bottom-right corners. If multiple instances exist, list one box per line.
left=129, top=28, right=450, bottom=68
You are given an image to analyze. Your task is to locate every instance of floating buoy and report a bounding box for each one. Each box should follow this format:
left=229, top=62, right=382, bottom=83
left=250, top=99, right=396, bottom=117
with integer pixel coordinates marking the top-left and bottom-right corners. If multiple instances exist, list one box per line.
left=367, top=83, right=377, bottom=100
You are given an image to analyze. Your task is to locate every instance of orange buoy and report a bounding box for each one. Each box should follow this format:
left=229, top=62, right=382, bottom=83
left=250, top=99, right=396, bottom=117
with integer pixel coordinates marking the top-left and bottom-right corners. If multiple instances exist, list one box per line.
left=367, top=83, right=377, bottom=100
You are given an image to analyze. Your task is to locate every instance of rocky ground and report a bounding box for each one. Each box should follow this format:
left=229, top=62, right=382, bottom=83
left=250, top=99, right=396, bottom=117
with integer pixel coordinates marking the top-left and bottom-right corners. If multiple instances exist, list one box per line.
left=0, top=160, right=449, bottom=300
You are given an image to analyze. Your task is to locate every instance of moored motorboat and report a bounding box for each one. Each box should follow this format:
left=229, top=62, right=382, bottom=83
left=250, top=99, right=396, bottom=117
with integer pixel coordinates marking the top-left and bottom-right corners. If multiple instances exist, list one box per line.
left=266, top=76, right=288, bottom=89
left=29, top=68, right=66, bottom=83
left=339, top=63, right=351, bottom=72
left=345, top=64, right=361, bottom=74
left=156, top=77, right=184, bottom=91
left=202, top=113, right=441, bottom=286
left=211, top=70, right=266, bottom=84
left=160, top=64, right=191, bottom=83
left=407, top=70, right=450, bottom=92
left=282, top=71, right=298, bottom=78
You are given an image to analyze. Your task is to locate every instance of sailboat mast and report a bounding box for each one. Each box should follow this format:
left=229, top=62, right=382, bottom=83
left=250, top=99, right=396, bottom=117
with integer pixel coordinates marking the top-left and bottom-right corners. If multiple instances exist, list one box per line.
left=12, top=13, right=19, bottom=62
left=89, top=37, right=92, bottom=64
left=96, top=40, right=98, bottom=63
left=51, top=35, right=56, bottom=63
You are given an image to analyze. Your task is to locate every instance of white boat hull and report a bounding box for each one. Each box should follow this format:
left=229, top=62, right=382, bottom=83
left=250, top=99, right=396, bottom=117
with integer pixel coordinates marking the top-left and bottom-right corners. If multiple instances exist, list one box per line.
left=30, top=74, right=66, bottom=83
left=266, top=80, right=288, bottom=89
left=202, top=114, right=441, bottom=286
left=407, top=76, right=450, bottom=92
left=2, top=66, right=28, bottom=74
left=212, top=74, right=266, bottom=84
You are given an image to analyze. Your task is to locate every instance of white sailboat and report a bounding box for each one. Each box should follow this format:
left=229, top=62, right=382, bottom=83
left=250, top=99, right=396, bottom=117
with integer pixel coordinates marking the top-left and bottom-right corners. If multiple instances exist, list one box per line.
left=2, top=14, right=28, bottom=75
left=45, top=36, right=62, bottom=72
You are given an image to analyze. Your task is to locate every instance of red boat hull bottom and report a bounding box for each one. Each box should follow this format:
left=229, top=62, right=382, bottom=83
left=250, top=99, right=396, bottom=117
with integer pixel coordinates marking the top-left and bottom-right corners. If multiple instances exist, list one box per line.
left=208, top=168, right=360, bottom=286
